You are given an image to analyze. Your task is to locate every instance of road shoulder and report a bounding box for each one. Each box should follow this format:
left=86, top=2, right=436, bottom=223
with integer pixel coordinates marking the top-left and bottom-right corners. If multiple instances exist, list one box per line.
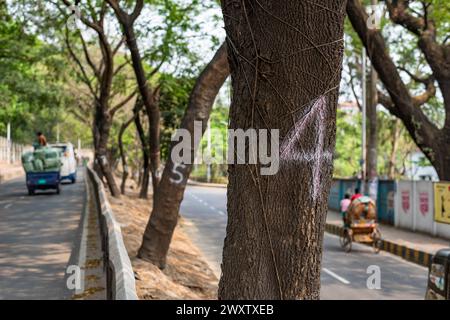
left=107, top=181, right=218, bottom=299
left=0, top=162, right=24, bottom=183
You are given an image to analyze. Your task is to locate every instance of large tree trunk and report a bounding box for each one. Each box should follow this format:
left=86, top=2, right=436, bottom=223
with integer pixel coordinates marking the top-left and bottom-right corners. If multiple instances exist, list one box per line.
left=218, top=0, right=346, bottom=299
left=138, top=43, right=229, bottom=268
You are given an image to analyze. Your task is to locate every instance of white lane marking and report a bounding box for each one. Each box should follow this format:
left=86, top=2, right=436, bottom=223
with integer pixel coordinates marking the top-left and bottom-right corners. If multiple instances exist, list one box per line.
left=4, top=203, right=13, bottom=209
left=322, top=268, right=350, bottom=285
left=192, top=195, right=226, bottom=216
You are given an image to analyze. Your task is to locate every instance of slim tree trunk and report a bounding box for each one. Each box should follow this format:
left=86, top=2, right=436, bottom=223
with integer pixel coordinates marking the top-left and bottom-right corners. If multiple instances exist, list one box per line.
left=218, top=0, right=346, bottom=299
left=62, top=0, right=128, bottom=198
left=138, top=43, right=229, bottom=267
left=94, top=108, right=120, bottom=197
left=388, top=118, right=401, bottom=179
left=124, top=25, right=162, bottom=193
left=118, top=122, right=130, bottom=195
left=119, top=101, right=142, bottom=194
left=134, top=103, right=151, bottom=199
left=106, top=0, right=162, bottom=192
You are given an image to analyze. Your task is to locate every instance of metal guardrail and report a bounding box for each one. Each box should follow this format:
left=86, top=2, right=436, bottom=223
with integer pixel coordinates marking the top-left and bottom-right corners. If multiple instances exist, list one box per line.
left=86, top=167, right=138, bottom=300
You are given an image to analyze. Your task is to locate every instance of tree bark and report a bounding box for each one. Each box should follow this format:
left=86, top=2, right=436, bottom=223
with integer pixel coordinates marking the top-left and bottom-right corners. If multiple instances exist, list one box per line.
left=347, top=0, right=450, bottom=180
left=138, top=43, right=230, bottom=268
left=218, top=0, right=346, bottom=299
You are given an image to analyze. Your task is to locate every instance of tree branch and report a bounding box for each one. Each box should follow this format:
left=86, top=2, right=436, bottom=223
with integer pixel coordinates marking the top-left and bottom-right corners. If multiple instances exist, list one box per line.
left=79, top=32, right=101, bottom=80
left=110, top=89, right=138, bottom=115
left=64, top=28, right=99, bottom=101
left=412, top=78, right=436, bottom=106
left=347, top=0, right=440, bottom=162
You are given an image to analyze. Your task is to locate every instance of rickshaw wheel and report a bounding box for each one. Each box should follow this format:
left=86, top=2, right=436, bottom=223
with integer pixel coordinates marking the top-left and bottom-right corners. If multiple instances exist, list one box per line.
left=340, top=229, right=352, bottom=253
left=372, top=229, right=382, bottom=254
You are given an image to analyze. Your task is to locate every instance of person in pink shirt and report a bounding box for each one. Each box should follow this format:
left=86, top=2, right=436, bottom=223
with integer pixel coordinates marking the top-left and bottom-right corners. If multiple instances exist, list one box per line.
left=340, top=193, right=351, bottom=226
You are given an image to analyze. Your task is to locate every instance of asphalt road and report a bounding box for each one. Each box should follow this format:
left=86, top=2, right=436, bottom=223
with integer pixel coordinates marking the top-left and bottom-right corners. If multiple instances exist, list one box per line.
left=0, top=171, right=85, bottom=299
left=180, top=185, right=428, bottom=300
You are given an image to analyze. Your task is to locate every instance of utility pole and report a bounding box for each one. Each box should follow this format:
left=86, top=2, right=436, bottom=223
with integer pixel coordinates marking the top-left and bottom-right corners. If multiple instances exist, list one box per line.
left=57, top=124, right=60, bottom=143
left=361, top=50, right=367, bottom=194
left=77, top=138, right=81, bottom=165
left=6, top=122, right=11, bottom=164
left=206, top=119, right=211, bottom=183
left=367, top=0, right=379, bottom=200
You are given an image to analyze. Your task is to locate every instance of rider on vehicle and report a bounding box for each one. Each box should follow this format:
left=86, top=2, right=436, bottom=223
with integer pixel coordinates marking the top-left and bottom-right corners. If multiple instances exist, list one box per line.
left=36, top=132, right=47, bottom=147
left=351, top=188, right=363, bottom=202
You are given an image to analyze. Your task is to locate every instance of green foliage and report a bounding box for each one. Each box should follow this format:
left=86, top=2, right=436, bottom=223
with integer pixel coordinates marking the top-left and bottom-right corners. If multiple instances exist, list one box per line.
left=159, top=73, right=196, bottom=160
left=0, top=3, right=74, bottom=144
left=333, top=109, right=362, bottom=178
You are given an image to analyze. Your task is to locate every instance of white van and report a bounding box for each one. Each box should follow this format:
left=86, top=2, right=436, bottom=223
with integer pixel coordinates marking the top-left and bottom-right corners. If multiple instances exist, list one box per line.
left=50, top=143, right=77, bottom=183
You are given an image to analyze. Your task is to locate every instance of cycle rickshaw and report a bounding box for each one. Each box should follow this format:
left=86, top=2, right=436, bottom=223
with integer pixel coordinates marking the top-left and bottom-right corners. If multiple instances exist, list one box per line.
left=339, top=196, right=382, bottom=253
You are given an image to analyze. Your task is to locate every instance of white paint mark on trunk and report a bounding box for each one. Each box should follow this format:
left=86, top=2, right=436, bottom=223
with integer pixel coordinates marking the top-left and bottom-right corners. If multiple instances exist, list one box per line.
left=279, top=96, right=332, bottom=201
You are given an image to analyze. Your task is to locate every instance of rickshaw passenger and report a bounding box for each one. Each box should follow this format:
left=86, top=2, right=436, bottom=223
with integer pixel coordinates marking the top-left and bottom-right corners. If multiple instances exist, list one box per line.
left=340, top=193, right=351, bottom=228
left=351, top=188, right=362, bottom=202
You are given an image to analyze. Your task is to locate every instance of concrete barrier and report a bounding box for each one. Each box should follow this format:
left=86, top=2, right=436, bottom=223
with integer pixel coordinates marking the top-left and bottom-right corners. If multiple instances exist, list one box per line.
left=86, top=167, right=138, bottom=300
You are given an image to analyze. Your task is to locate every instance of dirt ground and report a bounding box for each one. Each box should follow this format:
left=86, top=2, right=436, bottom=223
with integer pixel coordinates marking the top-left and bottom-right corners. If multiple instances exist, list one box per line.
left=107, top=180, right=218, bottom=300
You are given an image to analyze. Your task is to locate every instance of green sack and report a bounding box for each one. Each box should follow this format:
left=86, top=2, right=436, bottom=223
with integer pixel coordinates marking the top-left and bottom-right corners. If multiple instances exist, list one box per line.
left=22, top=148, right=61, bottom=173
left=45, top=150, right=59, bottom=159
left=23, top=162, right=35, bottom=173
left=33, top=159, right=44, bottom=172
left=33, top=149, right=46, bottom=161
left=44, top=158, right=60, bottom=169
left=22, top=152, right=34, bottom=164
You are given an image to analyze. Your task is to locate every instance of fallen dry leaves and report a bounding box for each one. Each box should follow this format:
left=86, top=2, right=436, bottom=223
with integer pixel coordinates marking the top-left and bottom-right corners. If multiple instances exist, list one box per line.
left=107, top=180, right=218, bottom=300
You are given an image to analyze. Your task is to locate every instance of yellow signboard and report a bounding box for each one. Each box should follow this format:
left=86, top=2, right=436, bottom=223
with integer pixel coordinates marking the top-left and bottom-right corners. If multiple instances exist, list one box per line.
left=434, top=182, right=450, bottom=224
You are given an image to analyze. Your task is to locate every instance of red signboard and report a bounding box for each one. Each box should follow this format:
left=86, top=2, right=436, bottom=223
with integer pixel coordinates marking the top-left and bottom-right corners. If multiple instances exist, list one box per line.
left=402, top=190, right=410, bottom=213
left=419, top=192, right=429, bottom=216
